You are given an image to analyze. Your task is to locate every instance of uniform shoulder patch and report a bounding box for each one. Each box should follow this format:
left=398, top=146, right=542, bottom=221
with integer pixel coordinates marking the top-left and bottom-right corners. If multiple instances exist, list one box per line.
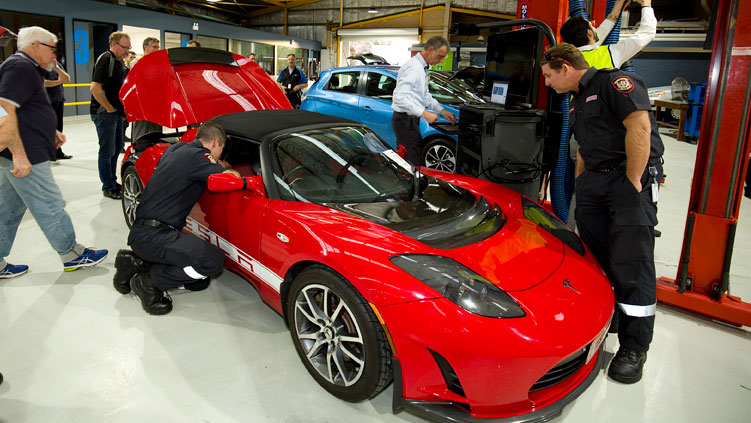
left=203, top=152, right=217, bottom=164
left=611, top=76, right=634, bottom=93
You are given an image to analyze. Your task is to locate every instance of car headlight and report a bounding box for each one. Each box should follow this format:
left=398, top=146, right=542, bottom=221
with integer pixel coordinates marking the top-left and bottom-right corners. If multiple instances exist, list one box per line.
left=522, top=198, right=586, bottom=256
left=390, top=255, right=525, bottom=318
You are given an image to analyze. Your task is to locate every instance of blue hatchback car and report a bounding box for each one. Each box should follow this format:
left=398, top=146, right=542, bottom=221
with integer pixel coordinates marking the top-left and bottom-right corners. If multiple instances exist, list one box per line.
left=301, top=65, right=485, bottom=172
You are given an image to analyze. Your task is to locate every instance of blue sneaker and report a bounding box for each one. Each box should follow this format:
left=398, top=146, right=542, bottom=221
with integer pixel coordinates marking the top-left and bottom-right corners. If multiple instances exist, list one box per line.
left=63, top=248, right=108, bottom=272
left=0, top=263, right=29, bottom=279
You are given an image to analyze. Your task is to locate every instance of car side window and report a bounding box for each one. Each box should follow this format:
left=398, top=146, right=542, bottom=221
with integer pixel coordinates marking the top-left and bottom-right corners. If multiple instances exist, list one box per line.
left=325, top=71, right=360, bottom=94
left=220, top=135, right=262, bottom=178
left=364, top=72, right=396, bottom=100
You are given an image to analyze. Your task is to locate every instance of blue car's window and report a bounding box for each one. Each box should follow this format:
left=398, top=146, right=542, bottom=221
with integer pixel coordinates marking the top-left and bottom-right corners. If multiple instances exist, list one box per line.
left=271, top=126, right=415, bottom=203
left=325, top=71, right=360, bottom=94
left=364, top=72, right=396, bottom=99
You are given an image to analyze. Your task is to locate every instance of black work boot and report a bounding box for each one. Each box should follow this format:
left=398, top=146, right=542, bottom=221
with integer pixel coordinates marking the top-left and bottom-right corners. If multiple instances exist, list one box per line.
left=184, top=278, right=210, bottom=291
left=608, top=347, right=647, bottom=384
left=130, top=272, right=173, bottom=315
left=113, top=249, right=143, bottom=294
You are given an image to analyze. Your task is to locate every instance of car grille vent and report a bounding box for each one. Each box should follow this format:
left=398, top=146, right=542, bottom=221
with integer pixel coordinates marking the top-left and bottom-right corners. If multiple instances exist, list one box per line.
left=529, top=346, right=588, bottom=392
left=429, top=349, right=466, bottom=398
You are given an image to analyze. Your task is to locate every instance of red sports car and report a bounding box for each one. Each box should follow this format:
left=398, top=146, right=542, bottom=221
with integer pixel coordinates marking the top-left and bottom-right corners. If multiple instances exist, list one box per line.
left=120, top=48, right=614, bottom=422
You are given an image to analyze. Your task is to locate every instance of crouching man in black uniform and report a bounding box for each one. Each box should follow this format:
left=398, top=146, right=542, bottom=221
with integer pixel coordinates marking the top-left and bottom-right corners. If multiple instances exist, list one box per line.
left=113, top=121, right=240, bottom=315
left=541, top=44, right=664, bottom=384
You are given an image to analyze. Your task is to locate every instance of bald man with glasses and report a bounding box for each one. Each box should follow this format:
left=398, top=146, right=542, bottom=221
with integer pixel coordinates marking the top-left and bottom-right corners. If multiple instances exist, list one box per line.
left=90, top=31, right=131, bottom=200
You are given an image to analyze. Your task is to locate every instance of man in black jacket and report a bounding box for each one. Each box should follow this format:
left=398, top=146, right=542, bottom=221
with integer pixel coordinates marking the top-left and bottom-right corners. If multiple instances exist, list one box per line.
left=113, top=121, right=240, bottom=315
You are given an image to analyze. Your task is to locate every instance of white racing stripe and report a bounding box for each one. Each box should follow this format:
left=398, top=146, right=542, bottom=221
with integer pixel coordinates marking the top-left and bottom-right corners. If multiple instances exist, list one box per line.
left=185, top=217, right=284, bottom=292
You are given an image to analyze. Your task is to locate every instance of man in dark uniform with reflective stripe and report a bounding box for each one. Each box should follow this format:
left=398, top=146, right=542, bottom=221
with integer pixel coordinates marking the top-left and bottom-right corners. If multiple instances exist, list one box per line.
left=113, top=121, right=240, bottom=315
left=541, top=43, right=664, bottom=384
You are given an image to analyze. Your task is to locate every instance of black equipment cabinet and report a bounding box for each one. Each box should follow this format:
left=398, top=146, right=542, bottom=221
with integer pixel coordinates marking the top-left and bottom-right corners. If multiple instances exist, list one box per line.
left=457, top=104, right=548, bottom=199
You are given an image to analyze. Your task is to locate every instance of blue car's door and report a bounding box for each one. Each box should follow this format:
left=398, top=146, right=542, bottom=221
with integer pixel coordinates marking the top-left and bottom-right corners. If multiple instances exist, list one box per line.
left=358, top=70, right=399, bottom=148
left=308, top=70, right=362, bottom=120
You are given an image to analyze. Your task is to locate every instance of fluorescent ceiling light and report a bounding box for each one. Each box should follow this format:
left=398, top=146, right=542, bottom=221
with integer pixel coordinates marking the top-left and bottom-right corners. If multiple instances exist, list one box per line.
left=368, top=7, right=378, bottom=13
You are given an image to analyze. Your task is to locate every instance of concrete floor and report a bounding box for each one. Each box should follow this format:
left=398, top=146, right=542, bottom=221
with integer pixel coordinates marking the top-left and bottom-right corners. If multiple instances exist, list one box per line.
left=1, top=116, right=750, bottom=423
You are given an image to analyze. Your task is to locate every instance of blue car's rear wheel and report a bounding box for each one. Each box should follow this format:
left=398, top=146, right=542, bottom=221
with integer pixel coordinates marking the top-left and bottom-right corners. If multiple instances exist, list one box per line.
left=423, top=138, right=456, bottom=172
left=287, top=266, right=392, bottom=402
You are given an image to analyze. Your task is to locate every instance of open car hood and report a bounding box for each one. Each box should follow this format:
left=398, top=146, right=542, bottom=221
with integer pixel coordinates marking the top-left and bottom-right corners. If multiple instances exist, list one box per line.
left=120, top=48, right=291, bottom=129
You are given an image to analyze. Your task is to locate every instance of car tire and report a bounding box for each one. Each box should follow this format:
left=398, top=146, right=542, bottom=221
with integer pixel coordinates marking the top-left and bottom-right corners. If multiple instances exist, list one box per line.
left=287, top=266, right=392, bottom=402
left=122, top=166, right=143, bottom=229
left=423, top=138, right=457, bottom=172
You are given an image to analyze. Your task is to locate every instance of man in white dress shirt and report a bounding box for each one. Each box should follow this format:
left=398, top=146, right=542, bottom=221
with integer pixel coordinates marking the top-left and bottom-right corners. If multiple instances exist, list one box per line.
left=391, top=36, right=456, bottom=166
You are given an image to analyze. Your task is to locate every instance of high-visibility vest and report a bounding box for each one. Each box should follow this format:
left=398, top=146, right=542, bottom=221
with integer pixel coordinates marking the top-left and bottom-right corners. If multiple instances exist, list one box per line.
left=581, top=46, right=615, bottom=69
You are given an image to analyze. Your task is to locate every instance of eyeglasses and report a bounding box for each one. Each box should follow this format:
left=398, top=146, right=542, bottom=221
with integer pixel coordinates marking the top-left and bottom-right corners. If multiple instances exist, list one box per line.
left=116, top=42, right=131, bottom=51
left=39, top=42, right=57, bottom=53
left=544, top=54, right=574, bottom=67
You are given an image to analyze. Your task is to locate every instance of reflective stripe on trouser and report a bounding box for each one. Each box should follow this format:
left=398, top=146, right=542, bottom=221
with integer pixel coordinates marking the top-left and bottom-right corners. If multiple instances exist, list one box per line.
left=619, top=302, right=656, bottom=317
left=128, top=225, right=225, bottom=291
left=575, top=166, right=661, bottom=352
left=183, top=266, right=207, bottom=279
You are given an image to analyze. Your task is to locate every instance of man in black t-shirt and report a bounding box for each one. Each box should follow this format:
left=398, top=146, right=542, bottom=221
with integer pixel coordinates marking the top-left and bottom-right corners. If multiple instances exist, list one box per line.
left=90, top=31, right=130, bottom=200
left=277, top=54, right=308, bottom=108
left=44, top=60, right=72, bottom=160
left=541, top=43, right=664, bottom=385
left=113, top=121, right=240, bottom=315
left=0, top=26, right=108, bottom=280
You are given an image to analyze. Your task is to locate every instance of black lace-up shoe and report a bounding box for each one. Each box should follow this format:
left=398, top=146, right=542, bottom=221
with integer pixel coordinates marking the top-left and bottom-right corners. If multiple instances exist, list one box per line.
left=103, top=188, right=122, bottom=200
left=130, top=272, right=172, bottom=315
left=608, top=347, right=647, bottom=384
left=113, top=249, right=143, bottom=294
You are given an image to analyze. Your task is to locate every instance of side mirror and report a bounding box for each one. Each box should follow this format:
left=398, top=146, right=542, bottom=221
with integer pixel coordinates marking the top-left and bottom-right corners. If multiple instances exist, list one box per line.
left=207, top=173, right=265, bottom=196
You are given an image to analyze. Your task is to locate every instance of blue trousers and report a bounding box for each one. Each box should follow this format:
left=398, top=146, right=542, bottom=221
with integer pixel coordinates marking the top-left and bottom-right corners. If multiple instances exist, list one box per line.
left=91, top=112, right=125, bottom=191
left=0, top=157, right=82, bottom=263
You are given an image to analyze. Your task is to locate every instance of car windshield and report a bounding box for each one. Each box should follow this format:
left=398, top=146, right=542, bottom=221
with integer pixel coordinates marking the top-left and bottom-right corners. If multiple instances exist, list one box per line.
left=428, top=72, right=485, bottom=105
left=271, top=126, right=417, bottom=203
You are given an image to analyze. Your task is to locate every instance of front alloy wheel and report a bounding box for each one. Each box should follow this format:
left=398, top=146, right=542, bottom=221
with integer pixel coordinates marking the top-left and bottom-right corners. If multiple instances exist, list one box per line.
left=121, top=166, right=143, bottom=228
left=287, top=266, right=392, bottom=402
left=423, top=138, right=457, bottom=172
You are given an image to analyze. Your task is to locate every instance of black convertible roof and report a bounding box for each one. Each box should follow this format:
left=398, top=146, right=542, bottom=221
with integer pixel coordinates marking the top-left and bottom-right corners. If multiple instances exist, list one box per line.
left=211, top=110, right=361, bottom=141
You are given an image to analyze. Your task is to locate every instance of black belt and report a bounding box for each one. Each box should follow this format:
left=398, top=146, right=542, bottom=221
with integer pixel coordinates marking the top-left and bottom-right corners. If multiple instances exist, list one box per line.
left=134, top=218, right=177, bottom=230
left=587, top=157, right=662, bottom=173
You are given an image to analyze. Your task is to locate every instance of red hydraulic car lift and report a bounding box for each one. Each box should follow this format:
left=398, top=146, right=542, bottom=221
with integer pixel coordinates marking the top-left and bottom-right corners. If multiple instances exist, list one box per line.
left=657, top=0, right=751, bottom=327
left=519, top=0, right=751, bottom=326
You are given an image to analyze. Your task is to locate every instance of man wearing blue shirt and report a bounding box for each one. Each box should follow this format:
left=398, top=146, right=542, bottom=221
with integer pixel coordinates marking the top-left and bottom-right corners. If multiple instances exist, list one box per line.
left=0, top=26, right=108, bottom=279
left=277, top=54, right=308, bottom=109
left=391, top=36, right=456, bottom=166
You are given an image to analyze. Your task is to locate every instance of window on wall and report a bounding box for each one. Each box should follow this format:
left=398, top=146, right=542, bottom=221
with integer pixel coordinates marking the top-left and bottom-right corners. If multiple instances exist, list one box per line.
left=0, top=10, right=64, bottom=63
left=165, top=31, right=190, bottom=49
left=122, top=25, right=160, bottom=57
left=254, top=42, right=274, bottom=75
left=230, top=39, right=252, bottom=57
left=197, top=35, right=228, bottom=51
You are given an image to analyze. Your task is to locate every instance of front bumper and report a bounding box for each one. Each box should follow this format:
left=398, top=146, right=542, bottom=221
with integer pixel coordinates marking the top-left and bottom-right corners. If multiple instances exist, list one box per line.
left=392, top=343, right=606, bottom=423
